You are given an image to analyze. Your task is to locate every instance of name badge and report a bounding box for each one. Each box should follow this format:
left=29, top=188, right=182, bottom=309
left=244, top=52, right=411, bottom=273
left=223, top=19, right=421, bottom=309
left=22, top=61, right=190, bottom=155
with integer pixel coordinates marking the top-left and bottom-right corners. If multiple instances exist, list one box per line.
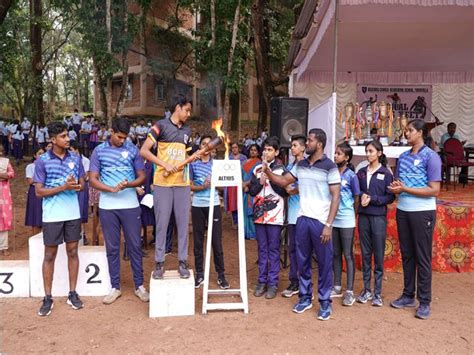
left=341, top=180, right=348, bottom=186
left=414, top=159, right=420, bottom=166
left=376, top=173, right=385, bottom=180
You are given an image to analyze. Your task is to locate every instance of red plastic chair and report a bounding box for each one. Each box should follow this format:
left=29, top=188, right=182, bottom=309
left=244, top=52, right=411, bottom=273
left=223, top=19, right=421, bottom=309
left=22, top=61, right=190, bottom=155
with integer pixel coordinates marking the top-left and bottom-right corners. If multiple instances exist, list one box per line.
left=444, top=138, right=474, bottom=190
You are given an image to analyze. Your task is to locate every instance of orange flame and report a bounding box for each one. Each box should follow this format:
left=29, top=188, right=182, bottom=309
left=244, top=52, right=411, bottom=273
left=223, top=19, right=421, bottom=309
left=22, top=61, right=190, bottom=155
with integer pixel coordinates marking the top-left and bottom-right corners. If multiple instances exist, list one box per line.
left=212, top=117, right=229, bottom=159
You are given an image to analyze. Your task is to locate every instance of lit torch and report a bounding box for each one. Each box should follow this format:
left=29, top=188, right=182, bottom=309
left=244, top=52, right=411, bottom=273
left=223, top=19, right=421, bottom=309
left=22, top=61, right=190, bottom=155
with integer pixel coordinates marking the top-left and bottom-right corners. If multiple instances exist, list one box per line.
left=162, top=118, right=225, bottom=177
left=212, top=117, right=230, bottom=159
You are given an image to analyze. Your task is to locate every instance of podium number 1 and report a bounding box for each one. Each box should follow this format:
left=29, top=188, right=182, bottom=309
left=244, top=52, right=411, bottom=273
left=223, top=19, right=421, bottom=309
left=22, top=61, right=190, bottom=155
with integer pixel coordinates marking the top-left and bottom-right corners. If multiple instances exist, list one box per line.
left=85, top=263, right=101, bottom=284
left=0, top=272, right=14, bottom=294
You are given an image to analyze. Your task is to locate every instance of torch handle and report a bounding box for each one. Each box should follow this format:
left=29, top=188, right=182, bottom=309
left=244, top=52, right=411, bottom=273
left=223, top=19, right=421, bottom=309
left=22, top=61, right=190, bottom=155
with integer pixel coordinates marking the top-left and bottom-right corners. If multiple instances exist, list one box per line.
left=162, top=147, right=206, bottom=177
left=161, top=136, right=223, bottom=177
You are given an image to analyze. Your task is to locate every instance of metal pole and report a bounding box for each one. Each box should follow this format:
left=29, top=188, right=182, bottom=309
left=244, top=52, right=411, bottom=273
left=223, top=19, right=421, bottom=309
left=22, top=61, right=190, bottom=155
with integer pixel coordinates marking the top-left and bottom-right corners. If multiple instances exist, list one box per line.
left=332, top=0, right=339, bottom=93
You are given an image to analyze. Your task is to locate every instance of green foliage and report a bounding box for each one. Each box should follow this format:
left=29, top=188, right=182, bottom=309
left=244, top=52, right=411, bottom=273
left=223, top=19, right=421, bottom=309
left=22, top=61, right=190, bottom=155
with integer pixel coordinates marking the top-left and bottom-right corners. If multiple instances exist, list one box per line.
left=178, top=0, right=252, bottom=95
left=0, top=0, right=34, bottom=116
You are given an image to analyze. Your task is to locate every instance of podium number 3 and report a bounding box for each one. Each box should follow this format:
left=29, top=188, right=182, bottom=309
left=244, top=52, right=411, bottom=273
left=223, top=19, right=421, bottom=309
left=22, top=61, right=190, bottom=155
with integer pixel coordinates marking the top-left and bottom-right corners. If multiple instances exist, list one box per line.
left=0, top=272, right=14, bottom=294
left=85, top=263, right=101, bottom=284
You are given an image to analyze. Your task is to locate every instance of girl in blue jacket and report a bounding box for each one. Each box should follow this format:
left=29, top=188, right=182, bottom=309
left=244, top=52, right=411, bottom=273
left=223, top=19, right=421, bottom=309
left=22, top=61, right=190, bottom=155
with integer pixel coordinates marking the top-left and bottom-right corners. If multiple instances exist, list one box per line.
left=356, top=140, right=395, bottom=307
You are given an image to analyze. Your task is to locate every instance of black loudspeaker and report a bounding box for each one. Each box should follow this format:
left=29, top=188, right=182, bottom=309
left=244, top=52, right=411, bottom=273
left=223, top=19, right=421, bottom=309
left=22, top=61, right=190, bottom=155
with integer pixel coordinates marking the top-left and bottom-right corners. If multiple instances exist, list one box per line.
left=270, top=97, right=308, bottom=148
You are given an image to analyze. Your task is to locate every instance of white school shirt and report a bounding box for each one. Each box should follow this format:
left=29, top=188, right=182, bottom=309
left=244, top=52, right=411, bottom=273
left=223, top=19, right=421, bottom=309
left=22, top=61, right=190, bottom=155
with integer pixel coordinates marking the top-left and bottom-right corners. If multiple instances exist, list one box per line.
left=135, top=125, right=148, bottom=138
left=21, top=120, right=31, bottom=133
left=97, top=129, right=110, bottom=142
left=36, top=129, right=46, bottom=143
left=81, top=121, right=92, bottom=133
left=26, top=163, right=35, bottom=179
left=10, top=125, right=23, bottom=140
left=68, top=130, right=78, bottom=141
left=81, top=155, right=90, bottom=173
left=72, top=113, right=82, bottom=125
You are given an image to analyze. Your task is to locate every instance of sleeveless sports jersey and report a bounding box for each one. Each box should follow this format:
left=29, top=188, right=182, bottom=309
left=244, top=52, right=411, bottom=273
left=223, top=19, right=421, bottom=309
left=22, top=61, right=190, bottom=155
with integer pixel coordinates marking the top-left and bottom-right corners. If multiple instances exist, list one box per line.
left=148, top=117, right=192, bottom=187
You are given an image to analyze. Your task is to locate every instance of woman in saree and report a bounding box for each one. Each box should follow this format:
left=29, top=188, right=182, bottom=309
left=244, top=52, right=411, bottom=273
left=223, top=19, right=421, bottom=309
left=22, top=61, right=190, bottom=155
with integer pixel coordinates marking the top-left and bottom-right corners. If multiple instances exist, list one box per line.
left=242, top=144, right=261, bottom=240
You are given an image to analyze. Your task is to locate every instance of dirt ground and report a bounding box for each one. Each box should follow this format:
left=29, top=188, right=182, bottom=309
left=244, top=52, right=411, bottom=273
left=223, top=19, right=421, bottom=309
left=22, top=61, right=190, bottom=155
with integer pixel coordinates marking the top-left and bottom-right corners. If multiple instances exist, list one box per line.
left=1, top=160, right=473, bottom=354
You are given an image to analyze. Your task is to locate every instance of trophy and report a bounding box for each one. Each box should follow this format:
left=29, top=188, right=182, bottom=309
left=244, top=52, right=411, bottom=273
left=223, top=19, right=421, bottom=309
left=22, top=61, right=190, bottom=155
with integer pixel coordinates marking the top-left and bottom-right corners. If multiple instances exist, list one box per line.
left=344, top=103, right=357, bottom=145
left=400, top=113, right=408, bottom=145
left=378, top=101, right=389, bottom=146
left=364, top=103, right=373, bottom=141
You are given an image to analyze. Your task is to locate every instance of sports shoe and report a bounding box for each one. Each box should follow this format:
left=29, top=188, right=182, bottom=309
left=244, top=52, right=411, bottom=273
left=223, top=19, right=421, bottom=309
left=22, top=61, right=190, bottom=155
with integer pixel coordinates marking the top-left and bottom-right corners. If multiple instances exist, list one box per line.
left=217, top=275, right=230, bottom=289
left=103, top=288, right=122, bottom=305
left=178, top=260, right=190, bottom=279
left=292, top=298, right=313, bottom=314
left=253, top=283, right=267, bottom=297
left=265, top=286, right=278, bottom=299
left=152, top=262, right=165, bottom=279
left=67, top=291, right=84, bottom=310
left=391, top=295, right=417, bottom=309
left=372, top=294, right=383, bottom=307
left=281, top=282, right=299, bottom=298
left=330, top=286, right=342, bottom=298
left=134, top=285, right=149, bottom=302
left=356, top=289, right=373, bottom=304
left=38, top=296, right=54, bottom=316
left=342, top=290, right=355, bottom=306
left=317, top=301, right=333, bottom=321
left=195, top=275, right=204, bottom=288
left=415, top=304, right=431, bottom=320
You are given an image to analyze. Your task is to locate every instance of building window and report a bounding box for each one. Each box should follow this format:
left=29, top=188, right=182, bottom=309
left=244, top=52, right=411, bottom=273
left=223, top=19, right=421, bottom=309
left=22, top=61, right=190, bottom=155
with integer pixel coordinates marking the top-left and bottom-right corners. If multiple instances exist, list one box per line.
left=155, top=80, right=165, bottom=102
left=126, top=82, right=132, bottom=100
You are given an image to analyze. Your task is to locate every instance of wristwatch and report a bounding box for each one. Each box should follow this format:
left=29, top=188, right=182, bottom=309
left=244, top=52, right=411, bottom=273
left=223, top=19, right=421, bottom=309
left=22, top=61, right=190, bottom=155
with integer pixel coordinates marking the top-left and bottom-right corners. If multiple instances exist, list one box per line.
left=325, top=222, right=333, bottom=228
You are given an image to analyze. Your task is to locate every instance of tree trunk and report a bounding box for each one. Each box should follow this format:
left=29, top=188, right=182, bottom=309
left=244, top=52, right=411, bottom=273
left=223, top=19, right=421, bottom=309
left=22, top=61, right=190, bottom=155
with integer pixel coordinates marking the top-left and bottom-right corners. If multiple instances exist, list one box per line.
left=251, top=0, right=283, bottom=132
left=210, top=0, right=223, bottom=122
left=105, top=0, right=113, bottom=125
left=114, top=0, right=129, bottom=118
left=223, top=0, right=241, bottom=132
left=30, top=0, right=44, bottom=125
left=93, top=57, right=108, bottom=122
left=50, top=53, right=58, bottom=119
left=83, top=71, right=90, bottom=112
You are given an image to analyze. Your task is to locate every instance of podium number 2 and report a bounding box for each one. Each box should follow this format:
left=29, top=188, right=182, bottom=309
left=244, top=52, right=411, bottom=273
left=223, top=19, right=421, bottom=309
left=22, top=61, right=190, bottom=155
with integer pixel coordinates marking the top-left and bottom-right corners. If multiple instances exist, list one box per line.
left=0, top=272, right=14, bottom=294
left=85, top=263, right=101, bottom=284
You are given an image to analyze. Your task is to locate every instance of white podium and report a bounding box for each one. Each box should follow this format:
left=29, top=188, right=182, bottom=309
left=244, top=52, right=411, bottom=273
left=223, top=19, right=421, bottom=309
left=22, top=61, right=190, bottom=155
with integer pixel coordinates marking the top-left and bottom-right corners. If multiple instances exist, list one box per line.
left=0, top=260, right=30, bottom=297
left=149, top=270, right=195, bottom=318
left=202, top=159, right=249, bottom=314
left=29, top=233, right=111, bottom=297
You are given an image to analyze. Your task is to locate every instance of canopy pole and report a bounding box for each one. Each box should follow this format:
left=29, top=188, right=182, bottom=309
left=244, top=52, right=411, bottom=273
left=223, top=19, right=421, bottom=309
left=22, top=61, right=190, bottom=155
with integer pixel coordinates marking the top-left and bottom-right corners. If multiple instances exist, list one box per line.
left=332, top=0, right=339, bottom=93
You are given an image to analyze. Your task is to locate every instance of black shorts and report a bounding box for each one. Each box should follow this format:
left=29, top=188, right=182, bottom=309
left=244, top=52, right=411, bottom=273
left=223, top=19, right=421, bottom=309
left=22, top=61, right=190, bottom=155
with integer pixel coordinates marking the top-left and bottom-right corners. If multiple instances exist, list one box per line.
left=42, top=219, right=82, bottom=246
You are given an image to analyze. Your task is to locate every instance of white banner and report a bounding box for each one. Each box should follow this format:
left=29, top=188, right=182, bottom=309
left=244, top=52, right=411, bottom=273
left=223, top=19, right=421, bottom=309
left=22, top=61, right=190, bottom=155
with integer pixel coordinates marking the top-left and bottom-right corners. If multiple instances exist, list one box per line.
left=357, top=84, right=432, bottom=119
left=308, top=93, right=336, bottom=161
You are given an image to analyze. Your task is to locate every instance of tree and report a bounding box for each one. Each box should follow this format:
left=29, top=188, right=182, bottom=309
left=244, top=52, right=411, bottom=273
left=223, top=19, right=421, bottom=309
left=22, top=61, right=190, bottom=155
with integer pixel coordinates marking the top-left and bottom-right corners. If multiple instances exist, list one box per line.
left=179, top=0, right=251, bottom=130
left=250, top=0, right=299, bottom=131
left=0, top=0, right=14, bottom=25
left=30, top=0, right=44, bottom=124
left=0, top=1, right=32, bottom=119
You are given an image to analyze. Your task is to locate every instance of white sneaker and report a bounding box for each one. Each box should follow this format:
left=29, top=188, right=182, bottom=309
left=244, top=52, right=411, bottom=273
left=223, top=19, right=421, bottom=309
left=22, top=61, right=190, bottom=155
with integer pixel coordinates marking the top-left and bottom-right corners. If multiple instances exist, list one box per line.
left=330, top=286, right=342, bottom=298
left=103, top=288, right=122, bottom=305
left=134, top=285, right=150, bottom=302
